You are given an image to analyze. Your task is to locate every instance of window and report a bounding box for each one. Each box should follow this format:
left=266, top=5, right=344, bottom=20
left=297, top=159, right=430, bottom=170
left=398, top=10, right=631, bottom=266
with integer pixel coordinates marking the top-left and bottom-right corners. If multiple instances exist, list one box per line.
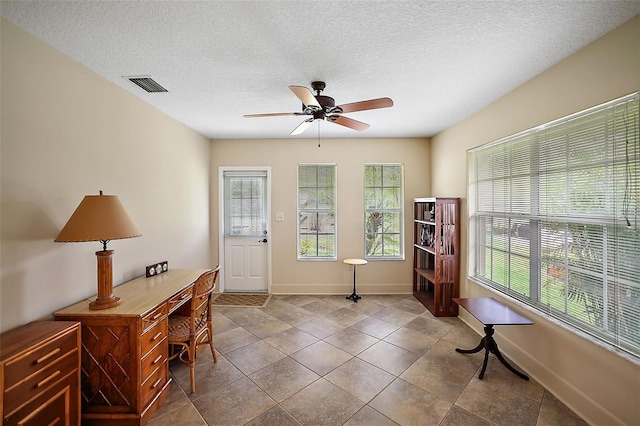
left=364, top=164, right=404, bottom=259
left=468, top=92, right=640, bottom=358
left=224, top=171, right=266, bottom=237
left=298, top=164, right=337, bottom=260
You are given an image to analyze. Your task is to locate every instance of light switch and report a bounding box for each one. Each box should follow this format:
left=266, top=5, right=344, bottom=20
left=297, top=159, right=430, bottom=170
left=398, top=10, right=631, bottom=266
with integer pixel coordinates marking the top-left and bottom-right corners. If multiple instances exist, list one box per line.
left=275, top=212, right=285, bottom=222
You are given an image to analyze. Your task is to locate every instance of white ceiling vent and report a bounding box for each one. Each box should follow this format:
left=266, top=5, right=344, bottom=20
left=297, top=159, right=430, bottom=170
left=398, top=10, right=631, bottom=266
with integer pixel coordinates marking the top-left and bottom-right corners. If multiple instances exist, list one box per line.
left=125, top=76, right=168, bottom=93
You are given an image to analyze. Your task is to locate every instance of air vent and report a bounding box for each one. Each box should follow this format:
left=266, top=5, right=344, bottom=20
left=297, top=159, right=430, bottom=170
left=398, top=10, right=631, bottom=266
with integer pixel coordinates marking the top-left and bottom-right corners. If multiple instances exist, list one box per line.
left=126, top=76, right=168, bottom=93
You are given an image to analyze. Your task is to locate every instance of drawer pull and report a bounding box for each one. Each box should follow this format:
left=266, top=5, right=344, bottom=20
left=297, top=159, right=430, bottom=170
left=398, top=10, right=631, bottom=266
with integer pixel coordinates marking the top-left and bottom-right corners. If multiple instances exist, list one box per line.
left=35, top=348, right=61, bottom=364
left=180, top=293, right=189, bottom=300
left=37, top=370, right=61, bottom=388
left=151, top=377, right=163, bottom=389
left=46, top=417, right=61, bottom=426
left=151, top=312, right=163, bottom=321
left=151, top=331, right=163, bottom=341
left=152, top=354, right=163, bottom=365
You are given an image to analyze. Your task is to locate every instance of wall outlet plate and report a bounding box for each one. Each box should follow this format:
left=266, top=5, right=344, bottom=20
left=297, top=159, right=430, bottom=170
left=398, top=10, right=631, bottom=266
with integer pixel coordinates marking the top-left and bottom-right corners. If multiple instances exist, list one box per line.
left=146, top=261, right=168, bottom=278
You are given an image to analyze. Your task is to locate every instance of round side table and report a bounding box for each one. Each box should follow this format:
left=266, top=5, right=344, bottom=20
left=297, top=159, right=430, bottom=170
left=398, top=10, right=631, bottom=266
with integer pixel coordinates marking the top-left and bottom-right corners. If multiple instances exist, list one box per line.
left=343, top=258, right=367, bottom=303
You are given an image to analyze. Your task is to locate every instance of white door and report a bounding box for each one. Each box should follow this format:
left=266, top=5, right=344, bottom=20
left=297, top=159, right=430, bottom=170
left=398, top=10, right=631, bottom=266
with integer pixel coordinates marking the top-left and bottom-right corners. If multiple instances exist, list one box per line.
left=221, top=169, right=269, bottom=293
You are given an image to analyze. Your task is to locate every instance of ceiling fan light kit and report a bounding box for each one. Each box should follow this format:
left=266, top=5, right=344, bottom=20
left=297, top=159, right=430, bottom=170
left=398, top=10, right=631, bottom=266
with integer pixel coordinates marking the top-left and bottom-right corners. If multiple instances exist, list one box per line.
left=244, top=81, right=393, bottom=135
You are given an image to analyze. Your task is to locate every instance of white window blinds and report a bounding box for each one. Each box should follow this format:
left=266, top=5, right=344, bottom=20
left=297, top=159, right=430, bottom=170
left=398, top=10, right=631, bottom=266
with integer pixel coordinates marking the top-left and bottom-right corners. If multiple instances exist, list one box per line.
left=468, top=92, right=640, bottom=358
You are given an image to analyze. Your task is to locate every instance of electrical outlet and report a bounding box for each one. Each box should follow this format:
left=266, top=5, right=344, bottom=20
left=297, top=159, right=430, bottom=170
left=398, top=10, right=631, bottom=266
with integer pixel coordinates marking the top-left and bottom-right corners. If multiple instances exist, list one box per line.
left=275, top=212, right=285, bottom=222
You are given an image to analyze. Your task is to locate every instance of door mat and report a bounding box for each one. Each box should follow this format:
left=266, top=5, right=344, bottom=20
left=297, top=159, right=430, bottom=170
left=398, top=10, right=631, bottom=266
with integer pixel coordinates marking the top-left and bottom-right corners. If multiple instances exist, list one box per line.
left=212, top=293, right=272, bottom=308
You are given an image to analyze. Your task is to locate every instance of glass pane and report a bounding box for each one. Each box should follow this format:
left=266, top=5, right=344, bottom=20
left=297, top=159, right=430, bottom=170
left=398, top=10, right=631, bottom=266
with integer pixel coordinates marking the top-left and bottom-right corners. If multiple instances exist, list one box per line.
left=299, top=212, right=315, bottom=233
left=383, top=165, right=401, bottom=186
left=316, top=212, right=335, bottom=234
left=317, top=234, right=335, bottom=257
left=384, top=234, right=401, bottom=256
left=510, top=254, right=530, bottom=296
left=608, top=279, right=640, bottom=350
left=490, top=248, right=508, bottom=287
left=299, top=235, right=317, bottom=257
left=567, top=271, right=603, bottom=325
left=383, top=188, right=400, bottom=208
left=365, top=165, right=382, bottom=187
left=384, top=212, right=400, bottom=233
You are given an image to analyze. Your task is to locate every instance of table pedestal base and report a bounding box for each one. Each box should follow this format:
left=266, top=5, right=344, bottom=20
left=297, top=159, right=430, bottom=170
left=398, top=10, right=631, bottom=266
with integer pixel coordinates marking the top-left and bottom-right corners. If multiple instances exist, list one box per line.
left=346, top=265, right=361, bottom=303
left=455, top=324, right=529, bottom=380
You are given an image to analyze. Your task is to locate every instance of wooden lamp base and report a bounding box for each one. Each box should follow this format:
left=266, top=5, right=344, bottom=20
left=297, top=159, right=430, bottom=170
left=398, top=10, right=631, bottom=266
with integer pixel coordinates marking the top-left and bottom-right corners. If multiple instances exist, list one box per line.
left=89, top=250, right=121, bottom=310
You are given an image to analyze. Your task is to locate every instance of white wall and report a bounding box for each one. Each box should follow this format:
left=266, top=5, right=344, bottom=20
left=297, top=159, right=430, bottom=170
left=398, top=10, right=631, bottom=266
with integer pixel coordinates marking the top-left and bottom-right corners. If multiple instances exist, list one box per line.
left=210, top=137, right=430, bottom=295
left=431, top=15, right=640, bottom=426
left=1, top=19, right=212, bottom=332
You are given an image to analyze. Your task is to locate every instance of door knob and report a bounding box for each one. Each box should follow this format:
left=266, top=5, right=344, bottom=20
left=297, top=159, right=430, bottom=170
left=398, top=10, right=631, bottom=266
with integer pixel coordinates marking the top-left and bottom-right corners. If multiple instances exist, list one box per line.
left=259, top=239, right=267, bottom=243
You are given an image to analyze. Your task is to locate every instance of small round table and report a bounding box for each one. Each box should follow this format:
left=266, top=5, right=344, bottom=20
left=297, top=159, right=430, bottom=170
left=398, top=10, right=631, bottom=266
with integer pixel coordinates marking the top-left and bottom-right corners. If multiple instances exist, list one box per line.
left=343, top=258, right=367, bottom=303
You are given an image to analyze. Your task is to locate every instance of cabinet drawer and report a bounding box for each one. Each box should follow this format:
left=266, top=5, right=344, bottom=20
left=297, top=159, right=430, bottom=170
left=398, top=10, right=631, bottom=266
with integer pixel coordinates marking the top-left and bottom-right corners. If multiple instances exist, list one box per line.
left=141, top=304, right=167, bottom=332
left=3, top=326, right=79, bottom=390
left=3, top=350, right=78, bottom=418
left=140, top=362, right=168, bottom=408
left=141, top=337, right=167, bottom=383
left=141, top=319, right=166, bottom=356
left=4, top=371, right=78, bottom=426
left=168, top=286, right=192, bottom=313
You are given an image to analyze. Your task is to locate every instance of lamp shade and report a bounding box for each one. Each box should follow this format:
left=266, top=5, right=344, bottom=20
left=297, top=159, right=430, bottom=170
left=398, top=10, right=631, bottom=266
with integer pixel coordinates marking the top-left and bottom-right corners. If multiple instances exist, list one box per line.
left=55, top=192, right=141, bottom=243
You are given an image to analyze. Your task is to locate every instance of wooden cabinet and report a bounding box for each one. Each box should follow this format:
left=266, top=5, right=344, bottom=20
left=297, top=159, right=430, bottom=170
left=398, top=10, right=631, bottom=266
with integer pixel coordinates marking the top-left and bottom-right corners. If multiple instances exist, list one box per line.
left=54, top=269, right=208, bottom=426
left=1, top=321, right=81, bottom=426
left=413, top=197, right=460, bottom=316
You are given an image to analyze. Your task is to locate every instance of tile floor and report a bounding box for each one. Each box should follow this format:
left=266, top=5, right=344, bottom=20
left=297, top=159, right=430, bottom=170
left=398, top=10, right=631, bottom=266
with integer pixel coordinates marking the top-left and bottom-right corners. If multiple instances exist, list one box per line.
left=149, top=294, right=587, bottom=426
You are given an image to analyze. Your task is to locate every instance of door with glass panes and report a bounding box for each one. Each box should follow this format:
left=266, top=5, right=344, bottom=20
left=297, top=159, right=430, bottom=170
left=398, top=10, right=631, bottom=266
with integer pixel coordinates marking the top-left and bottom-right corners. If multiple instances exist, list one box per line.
left=222, top=169, right=269, bottom=292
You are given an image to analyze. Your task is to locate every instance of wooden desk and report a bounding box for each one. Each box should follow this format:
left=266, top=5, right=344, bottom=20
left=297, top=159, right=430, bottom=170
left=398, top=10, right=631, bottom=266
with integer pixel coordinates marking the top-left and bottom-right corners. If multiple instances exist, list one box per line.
left=55, top=269, right=209, bottom=425
left=453, top=297, right=534, bottom=380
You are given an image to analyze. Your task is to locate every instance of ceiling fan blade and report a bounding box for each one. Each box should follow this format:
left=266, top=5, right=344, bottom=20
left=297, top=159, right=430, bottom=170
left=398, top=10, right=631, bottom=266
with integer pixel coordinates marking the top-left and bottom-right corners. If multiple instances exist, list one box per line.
left=329, top=115, right=370, bottom=131
left=290, top=118, right=314, bottom=136
left=244, top=112, right=302, bottom=118
left=289, top=85, right=321, bottom=108
left=336, top=97, right=394, bottom=114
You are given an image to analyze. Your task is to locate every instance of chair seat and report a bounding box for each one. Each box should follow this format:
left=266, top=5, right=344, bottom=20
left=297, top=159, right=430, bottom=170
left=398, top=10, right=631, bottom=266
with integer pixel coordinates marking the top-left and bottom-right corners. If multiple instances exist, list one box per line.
left=168, top=315, right=190, bottom=341
left=168, top=314, right=208, bottom=340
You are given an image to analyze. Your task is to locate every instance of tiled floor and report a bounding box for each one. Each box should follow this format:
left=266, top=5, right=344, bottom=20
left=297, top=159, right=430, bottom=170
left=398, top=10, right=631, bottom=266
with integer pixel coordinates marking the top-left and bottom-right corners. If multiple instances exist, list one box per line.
left=149, top=294, right=587, bottom=426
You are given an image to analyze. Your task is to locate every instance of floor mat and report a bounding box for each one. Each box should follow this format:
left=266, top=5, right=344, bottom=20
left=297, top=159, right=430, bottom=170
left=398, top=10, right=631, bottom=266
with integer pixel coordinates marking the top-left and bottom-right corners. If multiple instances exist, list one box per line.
left=212, top=293, right=271, bottom=308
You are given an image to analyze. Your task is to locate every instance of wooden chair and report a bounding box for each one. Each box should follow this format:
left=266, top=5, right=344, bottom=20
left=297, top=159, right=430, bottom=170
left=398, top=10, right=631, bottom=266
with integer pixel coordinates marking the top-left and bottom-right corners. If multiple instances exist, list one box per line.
left=168, top=267, right=219, bottom=393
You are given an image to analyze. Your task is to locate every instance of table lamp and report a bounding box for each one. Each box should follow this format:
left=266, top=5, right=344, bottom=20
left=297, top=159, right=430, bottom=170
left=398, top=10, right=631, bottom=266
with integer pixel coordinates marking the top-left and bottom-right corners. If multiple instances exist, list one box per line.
left=55, top=191, right=141, bottom=309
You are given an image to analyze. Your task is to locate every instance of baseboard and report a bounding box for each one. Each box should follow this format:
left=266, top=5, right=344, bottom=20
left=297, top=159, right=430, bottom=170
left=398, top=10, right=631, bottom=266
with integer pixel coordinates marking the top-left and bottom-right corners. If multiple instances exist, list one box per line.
left=270, top=283, right=413, bottom=295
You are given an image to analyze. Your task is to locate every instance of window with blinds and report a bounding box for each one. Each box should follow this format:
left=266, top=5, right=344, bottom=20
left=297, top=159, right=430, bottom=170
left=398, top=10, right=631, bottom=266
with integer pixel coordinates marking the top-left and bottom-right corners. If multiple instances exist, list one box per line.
left=298, top=164, right=337, bottom=260
left=468, top=92, right=640, bottom=358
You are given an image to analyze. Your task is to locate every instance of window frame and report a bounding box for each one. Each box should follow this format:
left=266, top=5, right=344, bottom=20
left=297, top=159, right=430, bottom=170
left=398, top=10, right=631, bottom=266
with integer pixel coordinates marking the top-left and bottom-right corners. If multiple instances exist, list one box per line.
left=297, top=163, right=337, bottom=261
left=363, top=163, right=405, bottom=260
left=467, top=92, right=640, bottom=359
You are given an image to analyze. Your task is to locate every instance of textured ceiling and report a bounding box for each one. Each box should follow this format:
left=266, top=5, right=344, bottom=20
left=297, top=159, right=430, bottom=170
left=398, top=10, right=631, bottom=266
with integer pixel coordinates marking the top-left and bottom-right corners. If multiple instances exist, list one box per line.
left=2, top=1, right=639, bottom=139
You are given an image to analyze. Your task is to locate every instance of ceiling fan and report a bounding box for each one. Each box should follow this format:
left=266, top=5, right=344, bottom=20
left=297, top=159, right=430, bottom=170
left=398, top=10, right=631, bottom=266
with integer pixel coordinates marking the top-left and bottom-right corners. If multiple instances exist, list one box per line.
left=243, top=81, right=393, bottom=135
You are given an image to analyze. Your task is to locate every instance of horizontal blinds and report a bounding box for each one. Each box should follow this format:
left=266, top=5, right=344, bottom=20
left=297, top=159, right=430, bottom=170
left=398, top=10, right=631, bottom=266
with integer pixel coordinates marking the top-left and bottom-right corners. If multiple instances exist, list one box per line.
left=468, top=92, right=640, bottom=358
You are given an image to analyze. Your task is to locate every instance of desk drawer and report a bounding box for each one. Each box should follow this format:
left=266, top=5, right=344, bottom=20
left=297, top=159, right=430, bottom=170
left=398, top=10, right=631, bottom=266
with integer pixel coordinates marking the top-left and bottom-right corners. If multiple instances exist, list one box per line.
left=141, top=337, right=167, bottom=383
left=141, top=304, right=167, bottom=332
left=168, top=286, right=192, bottom=314
left=3, top=349, right=78, bottom=417
left=3, top=326, right=79, bottom=390
left=140, top=361, right=168, bottom=408
left=141, top=319, right=166, bottom=356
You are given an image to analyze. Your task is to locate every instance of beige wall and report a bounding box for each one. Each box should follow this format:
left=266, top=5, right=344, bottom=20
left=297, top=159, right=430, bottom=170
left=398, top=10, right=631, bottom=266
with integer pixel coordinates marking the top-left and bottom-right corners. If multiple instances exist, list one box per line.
left=431, top=15, right=640, bottom=426
left=0, top=20, right=212, bottom=332
left=210, top=137, right=430, bottom=294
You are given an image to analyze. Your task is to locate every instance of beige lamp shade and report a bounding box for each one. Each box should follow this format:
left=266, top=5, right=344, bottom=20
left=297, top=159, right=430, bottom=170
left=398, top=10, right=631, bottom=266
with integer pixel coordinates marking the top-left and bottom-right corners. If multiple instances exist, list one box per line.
left=55, top=191, right=141, bottom=244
